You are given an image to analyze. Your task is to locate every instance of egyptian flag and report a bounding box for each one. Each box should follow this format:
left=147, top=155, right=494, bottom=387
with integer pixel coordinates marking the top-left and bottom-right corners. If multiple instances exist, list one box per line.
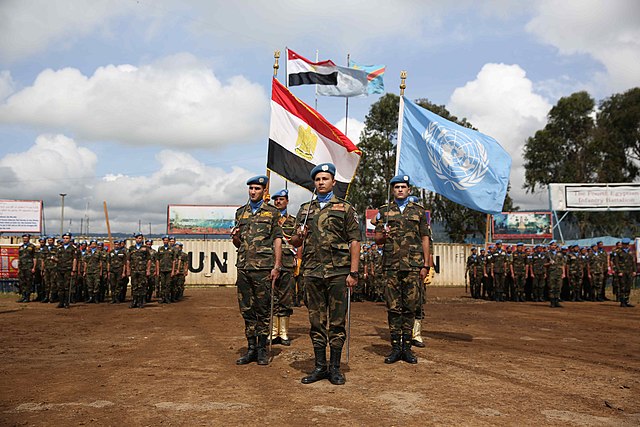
left=267, top=78, right=362, bottom=197
left=287, top=49, right=338, bottom=87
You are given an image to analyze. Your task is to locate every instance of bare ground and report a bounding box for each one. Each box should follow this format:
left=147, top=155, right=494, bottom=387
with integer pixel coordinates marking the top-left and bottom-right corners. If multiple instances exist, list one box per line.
left=1, top=287, right=639, bottom=427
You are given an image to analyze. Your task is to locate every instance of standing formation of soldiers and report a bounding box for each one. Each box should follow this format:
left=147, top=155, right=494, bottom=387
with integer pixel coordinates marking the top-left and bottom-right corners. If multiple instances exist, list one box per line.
left=16, top=232, right=190, bottom=309
left=466, top=238, right=637, bottom=308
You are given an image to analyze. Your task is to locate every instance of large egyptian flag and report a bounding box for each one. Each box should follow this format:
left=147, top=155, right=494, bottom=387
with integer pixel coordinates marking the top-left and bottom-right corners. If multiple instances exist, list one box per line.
left=267, top=78, right=362, bottom=197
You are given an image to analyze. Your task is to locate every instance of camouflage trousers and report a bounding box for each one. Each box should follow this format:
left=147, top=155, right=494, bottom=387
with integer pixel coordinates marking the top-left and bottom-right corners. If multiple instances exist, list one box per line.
left=18, top=268, right=33, bottom=294
left=130, top=271, right=147, bottom=297
left=147, top=275, right=157, bottom=299
left=618, top=273, right=633, bottom=300
left=236, top=269, right=272, bottom=338
left=304, top=274, right=348, bottom=350
left=158, top=271, right=172, bottom=300
left=43, top=269, right=57, bottom=299
left=414, top=280, right=427, bottom=320
left=384, top=270, right=421, bottom=335
left=109, top=270, right=126, bottom=299
left=591, top=272, right=604, bottom=297
left=513, top=273, right=526, bottom=297
left=548, top=273, right=563, bottom=299
left=56, top=269, right=74, bottom=303
left=273, top=270, right=293, bottom=317
left=493, top=272, right=506, bottom=298
left=86, top=273, right=101, bottom=297
left=569, top=272, right=582, bottom=297
left=531, top=274, right=546, bottom=299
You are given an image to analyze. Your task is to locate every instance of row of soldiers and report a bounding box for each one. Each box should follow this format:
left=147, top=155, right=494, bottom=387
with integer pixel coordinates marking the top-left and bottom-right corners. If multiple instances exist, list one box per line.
left=466, top=239, right=637, bottom=308
left=16, top=232, right=190, bottom=309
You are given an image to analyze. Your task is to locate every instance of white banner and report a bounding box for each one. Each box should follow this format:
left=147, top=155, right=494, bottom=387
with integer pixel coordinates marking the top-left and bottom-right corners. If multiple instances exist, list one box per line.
left=0, top=200, right=42, bottom=233
left=549, top=183, right=640, bottom=211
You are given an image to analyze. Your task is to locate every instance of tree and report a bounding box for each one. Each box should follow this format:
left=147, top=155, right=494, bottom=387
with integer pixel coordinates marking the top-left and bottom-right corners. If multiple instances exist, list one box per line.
left=349, top=95, right=515, bottom=242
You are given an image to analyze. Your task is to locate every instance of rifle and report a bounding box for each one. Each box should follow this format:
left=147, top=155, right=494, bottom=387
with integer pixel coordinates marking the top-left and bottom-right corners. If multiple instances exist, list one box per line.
left=345, top=287, right=352, bottom=364
left=268, top=275, right=277, bottom=363
left=465, top=270, right=468, bottom=294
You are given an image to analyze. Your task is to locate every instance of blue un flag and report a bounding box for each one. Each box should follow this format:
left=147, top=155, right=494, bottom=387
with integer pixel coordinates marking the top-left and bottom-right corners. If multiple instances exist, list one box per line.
left=397, top=97, right=511, bottom=214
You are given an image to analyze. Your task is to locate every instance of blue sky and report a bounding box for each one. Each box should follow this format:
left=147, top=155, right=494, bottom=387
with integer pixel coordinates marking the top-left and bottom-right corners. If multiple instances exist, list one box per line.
left=0, top=0, right=638, bottom=234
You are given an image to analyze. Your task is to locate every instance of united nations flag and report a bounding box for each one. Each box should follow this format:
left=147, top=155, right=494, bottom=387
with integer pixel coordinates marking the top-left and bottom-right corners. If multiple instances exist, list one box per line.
left=396, top=97, right=511, bottom=214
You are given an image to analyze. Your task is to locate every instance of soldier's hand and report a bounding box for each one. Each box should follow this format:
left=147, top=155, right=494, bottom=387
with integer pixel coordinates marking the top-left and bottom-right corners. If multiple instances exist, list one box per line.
left=270, top=267, right=280, bottom=281
left=419, top=266, right=429, bottom=281
left=346, top=274, right=357, bottom=288
left=297, top=225, right=308, bottom=238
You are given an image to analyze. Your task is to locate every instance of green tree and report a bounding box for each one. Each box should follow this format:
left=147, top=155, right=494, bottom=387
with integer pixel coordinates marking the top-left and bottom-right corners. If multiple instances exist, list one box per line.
left=349, top=95, right=514, bottom=242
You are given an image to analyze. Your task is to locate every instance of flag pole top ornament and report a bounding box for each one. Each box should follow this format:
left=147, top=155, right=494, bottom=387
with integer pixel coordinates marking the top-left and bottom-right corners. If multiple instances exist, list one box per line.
left=273, top=50, right=280, bottom=77
left=400, top=70, right=407, bottom=96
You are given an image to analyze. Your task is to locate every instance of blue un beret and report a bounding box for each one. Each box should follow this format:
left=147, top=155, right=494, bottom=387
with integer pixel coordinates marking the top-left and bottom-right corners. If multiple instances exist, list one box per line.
left=246, top=175, right=269, bottom=186
left=310, top=163, right=336, bottom=179
left=271, top=189, right=289, bottom=199
left=621, top=237, right=631, bottom=244
left=495, top=240, right=502, bottom=244
left=390, top=175, right=410, bottom=185
left=134, top=232, right=143, bottom=238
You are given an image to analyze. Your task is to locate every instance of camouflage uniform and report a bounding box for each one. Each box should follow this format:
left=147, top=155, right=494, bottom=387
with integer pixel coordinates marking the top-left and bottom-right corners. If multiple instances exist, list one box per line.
left=99, top=247, right=109, bottom=302
left=157, top=244, right=175, bottom=303
left=127, top=243, right=150, bottom=307
left=566, top=249, right=583, bottom=301
left=511, top=249, right=528, bottom=302
left=75, top=246, right=86, bottom=303
left=146, top=246, right=158, bottom=302
left=295, top=195, right=360, bottom=351
left=108, top=244, right=127, bottom=303
left=84, top=247, right=103, bottom=302
left=491, top=249, right=509, bottom=301
left=18, top=240, right=37, bottom=302
left=546, top=248, right=566, bottom=307
left=269, top=212, right=296, bottom=345
left=613, top=247, right=635, bottom=306
left=42, top=243, right=58, bottom=302
left=592, top=248, right=608, bottom=301
left=174, top=248, right=188, bottom=300
left=531, top=249, right=547, bottom=302
left=235, top=202, right=283, bottom=340
left=34, top=242, right=47, bottom=300
left=374, top=199, right=430, bottom=354
left=466, top=252, right=482, bottom=299
left=56, top=243, right=77, bottom=307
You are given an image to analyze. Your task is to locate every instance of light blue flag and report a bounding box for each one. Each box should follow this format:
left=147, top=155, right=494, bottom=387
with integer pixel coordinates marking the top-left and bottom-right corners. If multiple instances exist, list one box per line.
left=349, top=60, right=385, bottom=94
left=397, top=97, right=512, bottom=214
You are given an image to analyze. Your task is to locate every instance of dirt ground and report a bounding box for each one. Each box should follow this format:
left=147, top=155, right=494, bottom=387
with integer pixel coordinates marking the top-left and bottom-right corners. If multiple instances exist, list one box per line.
left=1, top=287, right=639, bottom=427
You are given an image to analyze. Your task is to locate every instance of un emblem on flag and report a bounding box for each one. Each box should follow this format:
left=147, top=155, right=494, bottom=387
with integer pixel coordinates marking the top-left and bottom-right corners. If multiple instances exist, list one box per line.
left=295, top=125, right=318, bottom=161
left=423, top=122, right=488, bottom=190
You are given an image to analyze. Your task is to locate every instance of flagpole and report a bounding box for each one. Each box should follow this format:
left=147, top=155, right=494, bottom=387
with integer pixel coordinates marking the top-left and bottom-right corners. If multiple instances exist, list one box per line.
left=266, top=50, right=281, bottom=201
left=394, top=70, right=407, bottom=174
left=314, top=49, right=319, bottom=110
left=284, top=47, right=288, bottom=88
left=344, top=53, right=350, bottom=137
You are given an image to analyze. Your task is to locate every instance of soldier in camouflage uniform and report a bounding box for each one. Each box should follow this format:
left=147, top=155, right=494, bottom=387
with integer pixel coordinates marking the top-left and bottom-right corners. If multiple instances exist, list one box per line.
left=466, top=247, right=482, bottom=299
left=157, top=236, right=176, bottom=304
left=56, top=233, right=77, bottom=308
left=98, top=242, right=109, bottom=302
left=566, top=244, right=583, bottom=302
left=107, top=240, right=127, bottom=303
left=41, top=236, right=58, bottom=303
left=545, top=240, right=566, bottom=308
left=232, top=175, right=282, bottom=366
left=33, top=237, right=46, bottom=301
left=590, top=243, right=606, bottom=301
left=291, top=163, right=360, bottom=385
left=74, top=241, right=87, bottom=303
left=174, top=242, right=188, bottom=301
left=370, top=243, right=384, bottom=302
left=127, top=233, right=151, bottom=308
left=511, top=243, right=528, bottom=302
left=374, top=175, right=431, bottom=364
left=17, top=234, right=37, bottom=303
left=531, top=245, right=547, bottom=302
left=596, top=241, right=610, bottom=301
left=490, top=241, right=509, bottom=302
left=479, top=248, right=488, bottom=299
left=579, top=246, right=590, bottom=300
left=610, top=242, right=622, bottom=301
left=145, top=239, right=158, bottom=303
left=83, top=240, right=103, bottom=303
left=270, top=189, right=296, bottom=346
left=613, top=238, right=636, bottom=307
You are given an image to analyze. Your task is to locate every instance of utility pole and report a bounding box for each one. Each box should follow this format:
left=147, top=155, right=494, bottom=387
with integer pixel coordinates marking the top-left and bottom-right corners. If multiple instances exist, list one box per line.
left=59, top=193, right=67, bottom=236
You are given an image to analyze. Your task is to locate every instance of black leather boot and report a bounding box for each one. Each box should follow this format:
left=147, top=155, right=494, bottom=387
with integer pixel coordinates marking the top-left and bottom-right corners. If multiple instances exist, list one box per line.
left=138, top=296, right=144, bottom=308
left=626, top=300, right=635, bottom=308
left=328, top=347, right=345, bottom=385
left=384, top=334, right=403, bottom=364
left=257, top=335, right=269, bottom=365
left=401, top=334, right=418, bottom=364
left=301, top=347, right=329, bottom=384
left=236, top=337, right=258, bottom=365
left=129, top=297, right=138, bottom=309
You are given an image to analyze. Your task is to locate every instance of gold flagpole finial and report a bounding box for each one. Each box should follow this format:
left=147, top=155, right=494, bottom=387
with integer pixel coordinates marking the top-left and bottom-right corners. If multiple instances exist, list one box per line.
left=400, top=70, right=407, bottom=96
left=273, top=50, right=280, bottom=77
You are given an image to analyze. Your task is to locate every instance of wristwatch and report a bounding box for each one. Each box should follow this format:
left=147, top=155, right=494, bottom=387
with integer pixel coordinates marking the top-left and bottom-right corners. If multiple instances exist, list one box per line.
left=349, top=271, right=359, bottom=278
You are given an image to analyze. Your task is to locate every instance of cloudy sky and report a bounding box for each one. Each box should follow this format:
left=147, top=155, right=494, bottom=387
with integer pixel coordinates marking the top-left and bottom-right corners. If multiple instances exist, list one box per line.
left=1, top=0, right=639, bottom=235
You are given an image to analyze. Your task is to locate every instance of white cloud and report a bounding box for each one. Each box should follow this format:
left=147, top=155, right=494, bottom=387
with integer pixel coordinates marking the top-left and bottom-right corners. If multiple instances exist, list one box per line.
left=0, top=0, right=137, bottom=63
left=526, top=0, right=640, bottom=93
left=0, top=70, right=14, bottom=100
left=0, top=54, right=269, bottom=148
left=447, top=63, right=552, bottom=209
left=334, top=117, right=365, bottom=145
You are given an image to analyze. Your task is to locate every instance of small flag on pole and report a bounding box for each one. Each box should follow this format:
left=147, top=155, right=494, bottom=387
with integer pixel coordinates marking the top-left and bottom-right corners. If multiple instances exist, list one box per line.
left=267, top=78, right=362, bottom=197
left=349, top=60, right=385, bottom=94
left=287, top=49, right=337, bottom=87
left=396, top=96, right=511, bottom=214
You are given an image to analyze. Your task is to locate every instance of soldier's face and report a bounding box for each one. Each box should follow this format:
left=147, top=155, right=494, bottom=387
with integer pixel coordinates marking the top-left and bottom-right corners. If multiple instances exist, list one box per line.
left=162, top=238, right=169, bottom=246
left=273, top=196, right=288, bottom=210
left=248, top=185, right=265, bottom=202
left=47, top=238, right=54, bottom=245
left=550, top=243, right=557, bottom=251
left=90, top=242, right=97, bottom=249
left=63, top=236, right=71, bottom=244
left=136, top=236, right=143, bottom=244
left=314, top=172, right=335, bottom=194
left=22, top=236, right=29, bottom=243
left=392, top=183, right=409, bottom=199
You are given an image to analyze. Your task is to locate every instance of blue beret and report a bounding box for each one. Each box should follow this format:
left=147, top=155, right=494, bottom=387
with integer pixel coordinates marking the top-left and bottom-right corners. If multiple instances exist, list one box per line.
left=495, top=240, right=502, bottom=244
left=22, top=233, right=31, bottom=238
left=38, top=237, right=45, bottom=241
left=622, top=237, right=631, bottom=244
left=310, top=163, right=336, bottom=179
left=597, top=241, right=603, bottom=245
left=90, top=239, right=97, bottom=244
left=390, top=174, right=410, bottom=185
left=134, top=232, right=143, bottom=238
left=517, top=242, right=523, bottom=246
left=145, top=239, right=153, bottom=244
left=162, top=235, right=169, bottom=239
left=561, top=246, right=568, bottom=250
left=271, top=189, right=289, bottom=199
left=176, top=242, right=183, bottom=247
left=61, top=232, right=71, bottom=238
left=471, top=247, right=477, bottom=250
left=549, top=240, right=557, bottom=244
left=246, top=175, right=269, bottom=186
left=590, top=243, right=597, bottom=248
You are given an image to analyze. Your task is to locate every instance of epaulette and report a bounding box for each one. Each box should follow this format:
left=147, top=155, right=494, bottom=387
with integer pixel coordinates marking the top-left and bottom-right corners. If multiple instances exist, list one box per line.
left=408, top=201, right=426, bottom=209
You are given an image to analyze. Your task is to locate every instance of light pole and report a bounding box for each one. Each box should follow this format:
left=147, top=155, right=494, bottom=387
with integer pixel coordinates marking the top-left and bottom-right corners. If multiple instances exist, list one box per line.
left=59, top=193, right=66, bottom=236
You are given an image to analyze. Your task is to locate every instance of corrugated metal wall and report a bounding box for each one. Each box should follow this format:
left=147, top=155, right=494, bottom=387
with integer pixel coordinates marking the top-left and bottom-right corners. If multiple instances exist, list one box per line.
left=180, top=240, right=471, bottom=287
